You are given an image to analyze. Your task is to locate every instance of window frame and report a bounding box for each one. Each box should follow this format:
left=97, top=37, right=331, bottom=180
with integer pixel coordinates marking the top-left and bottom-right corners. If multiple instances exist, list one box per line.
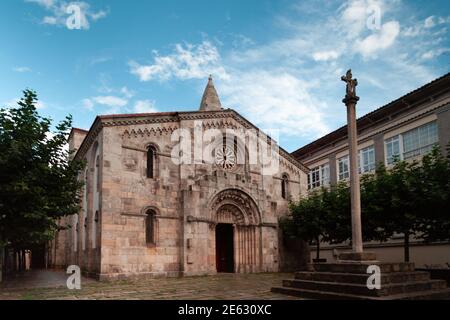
left=281, top=174, right=289, bottom=199
left=92, top=210, right=99, bottom=249
left=146, top=146, right=156, bottom=179
left=337, top=155, right=350, bottom=181
left=384, top=121, right=438, bottom=165
left=359, top=145, right=375, bottom=174
left=385, top=135, right=402, bottom=165
left=308, top=163, right=330, bottom=190
left=145, top=210, right=157, bottom=246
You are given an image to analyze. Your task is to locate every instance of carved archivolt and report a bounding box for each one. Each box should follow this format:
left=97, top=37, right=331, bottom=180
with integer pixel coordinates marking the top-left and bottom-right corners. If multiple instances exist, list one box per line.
left=209, top=189, right=261, bottom=226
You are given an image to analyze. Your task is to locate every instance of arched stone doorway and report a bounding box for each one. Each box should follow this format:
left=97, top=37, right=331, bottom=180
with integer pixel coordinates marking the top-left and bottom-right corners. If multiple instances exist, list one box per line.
left=209, top=189, right=262, bottom=273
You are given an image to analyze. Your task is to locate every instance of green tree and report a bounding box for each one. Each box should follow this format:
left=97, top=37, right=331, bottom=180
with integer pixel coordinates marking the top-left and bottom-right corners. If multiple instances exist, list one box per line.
left=416, top=145, right=450, bottom=242
left=361, top=160, right=421, bottom=262
left=281, top=145, right=450, bottom=264
left=280, top=184, right=352, bottom=261
left=360, top=165, right=396, bottom=243
left=0, top=90, right=84, bottom=271
left=321, top=182, right=351, bottom=245
left=280, top=190, right=327, bottom=260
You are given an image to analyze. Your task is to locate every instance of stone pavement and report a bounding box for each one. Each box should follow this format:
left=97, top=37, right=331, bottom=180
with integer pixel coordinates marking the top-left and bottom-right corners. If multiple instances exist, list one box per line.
left=0, top=270, right=301, bottom=300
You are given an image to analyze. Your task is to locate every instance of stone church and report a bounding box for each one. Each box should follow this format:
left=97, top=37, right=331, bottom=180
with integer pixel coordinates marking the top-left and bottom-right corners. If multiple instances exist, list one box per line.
left=50, top=77, right=310, bottom=280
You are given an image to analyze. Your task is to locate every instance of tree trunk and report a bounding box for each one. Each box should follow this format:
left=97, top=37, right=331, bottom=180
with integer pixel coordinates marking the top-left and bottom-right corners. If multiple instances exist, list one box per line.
left=3, top=248, right=7, bottom=280
left=404, top=232, right=410, bottom=262
left=13, top=250, right=18, bottom=272
left=0, top=246, right=3, bottom=283
left=22, top=250, right=26, bottom=271
left=18, top=250, right=22, bottom=272
left=316, top=237, right=320, bottom=260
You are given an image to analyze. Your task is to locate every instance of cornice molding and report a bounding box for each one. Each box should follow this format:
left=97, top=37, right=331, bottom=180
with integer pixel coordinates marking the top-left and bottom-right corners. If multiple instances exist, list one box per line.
left=74, top=109, right=309, bottom=173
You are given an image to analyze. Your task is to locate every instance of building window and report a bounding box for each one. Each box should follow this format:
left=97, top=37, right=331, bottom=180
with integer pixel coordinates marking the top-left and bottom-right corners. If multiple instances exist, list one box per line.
left=308, top=164, right=330, bottom=190
left=145, top=210, right=156, bottom=245
left=359, top=145, right=375, bottom=174
left=338, top=155, right=350, bottom=181
left=385, top=136, right=401, bottom=165
left=92, top=211, right=99, bottom=249
left=281, top=174, right=289, bottom=199
left=74, top=219, right=78, bottom=252
left=384, top=121, right=438, bottom=164
left=402, top=121, right=438, bottom=160
left=82, top=167, right=88, bottom=251
left=83, top=167, right=88, bottom=212
left=83, top=217, right=87, bottom=251
left=147, top=146, right=156, bottom=178
left=95, top=155, right=100, bottom=190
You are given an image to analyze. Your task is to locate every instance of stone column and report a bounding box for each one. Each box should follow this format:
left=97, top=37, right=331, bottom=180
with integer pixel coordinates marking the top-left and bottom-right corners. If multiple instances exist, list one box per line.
left=345, top=98, right=363, bottom=253
left=340, top=70, right=364, bottom=255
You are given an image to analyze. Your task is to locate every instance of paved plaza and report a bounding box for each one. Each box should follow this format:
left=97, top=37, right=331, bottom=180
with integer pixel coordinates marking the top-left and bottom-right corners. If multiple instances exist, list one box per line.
left=0, top=270, right=301, bottom=300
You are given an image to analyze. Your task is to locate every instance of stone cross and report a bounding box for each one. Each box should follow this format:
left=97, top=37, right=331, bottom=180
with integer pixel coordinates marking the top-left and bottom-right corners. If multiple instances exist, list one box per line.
left=341, top=69, right=363, bottom=254
left=341, top=69, right=359, bottom=103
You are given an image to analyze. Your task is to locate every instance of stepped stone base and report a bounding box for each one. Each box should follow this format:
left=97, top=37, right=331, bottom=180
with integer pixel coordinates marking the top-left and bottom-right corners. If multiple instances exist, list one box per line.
left=272, top=260, right=450, bottom=300
left=338, top=251, right=377, bottom=262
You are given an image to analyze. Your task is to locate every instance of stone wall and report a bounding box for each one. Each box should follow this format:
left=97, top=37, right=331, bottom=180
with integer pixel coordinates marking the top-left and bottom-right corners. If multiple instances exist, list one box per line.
left=55, top=111, right=310, bottom=279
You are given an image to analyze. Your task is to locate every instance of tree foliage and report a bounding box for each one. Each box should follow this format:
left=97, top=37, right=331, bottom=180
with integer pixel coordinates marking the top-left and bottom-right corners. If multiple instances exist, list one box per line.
left=0, top=90, right=84, bottom=251
left=281, top=144, right=450, bottom=262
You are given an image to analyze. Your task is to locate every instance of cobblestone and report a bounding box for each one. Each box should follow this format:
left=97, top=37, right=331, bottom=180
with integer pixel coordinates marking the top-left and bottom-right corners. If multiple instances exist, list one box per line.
left=0, top=270, right=301, bottom=300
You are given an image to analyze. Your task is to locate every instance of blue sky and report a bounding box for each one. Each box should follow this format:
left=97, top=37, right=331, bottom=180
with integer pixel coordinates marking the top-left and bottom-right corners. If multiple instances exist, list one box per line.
left=1, top=0, right=449, bottom=151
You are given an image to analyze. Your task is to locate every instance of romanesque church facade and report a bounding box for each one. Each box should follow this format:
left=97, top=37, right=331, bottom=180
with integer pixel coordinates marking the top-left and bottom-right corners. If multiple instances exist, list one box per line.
left=51, top=77, right=310, bottom=280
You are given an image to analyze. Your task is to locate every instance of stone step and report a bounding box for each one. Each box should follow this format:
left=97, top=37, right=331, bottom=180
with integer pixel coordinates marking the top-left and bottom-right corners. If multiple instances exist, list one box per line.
left=310, top=262, right=415, bottom=274
left=282, top=279, right=447, bottom=297
left=271, top=286, right=450, bottom=300
left=295, top=271, right=430, bottom=285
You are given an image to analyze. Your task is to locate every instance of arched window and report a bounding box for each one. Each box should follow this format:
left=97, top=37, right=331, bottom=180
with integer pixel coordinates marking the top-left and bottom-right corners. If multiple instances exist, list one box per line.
left=281, top=174, right=289, bottom=200
left=83, top=167, right=88, bottom=213
left=145, top=210, right=156, bottom=245
left=95, top=155, right=100, bottom=189
left=74, top=219, right=78, bottom=252
left=83, top=217, right=87, bottom=251
left=147, top=146, right=156, bottom=178
left=92, top=211, right=99, bottom=249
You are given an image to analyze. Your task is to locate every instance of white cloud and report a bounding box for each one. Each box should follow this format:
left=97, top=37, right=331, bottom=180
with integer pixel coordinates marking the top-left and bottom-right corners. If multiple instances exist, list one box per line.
left=26, top=0, right=108, bottom=30
left=13, top=66, right=32, bottom=73
left=354, top=21, right=400, bottom=58
left=35, top=100, right=46, bottom=110
left=92, top=96, right=128, bottom=107
left=129, top=41, right=229, bottom=82
left=403, top=15, right=450, bottom=37
left=81, top=95, right=128, bottom=114
left=312, top=50, right=340, bottom=61
left=424, top=16, right=435, bottom=29
left=120, top=86, right=135, bottom=99
left=90, top=9, right=108, bottom=21
left=4, top=97, right=45, bottom=109
left=421, top=48, right=450, bottom=60
left=82, top=98, right=94, bottom=110
left=125, top=0, right=447, bottom=145
left=82, top=83, right=136, bottom=113
left=134, top=100, right=158, bottom=113
left=222, top=71, right=329, bottom=139
left=402, top=25, right=423, bottom=37
left=42, top=16, right=58, bottom=25
left=26, top=0, right=55, bottom=8
left=340, top=0, right=370, bottom=37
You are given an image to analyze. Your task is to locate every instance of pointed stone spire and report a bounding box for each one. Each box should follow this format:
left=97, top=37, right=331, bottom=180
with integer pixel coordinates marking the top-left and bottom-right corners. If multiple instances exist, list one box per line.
left=199, top=75, right=222, bottom=111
